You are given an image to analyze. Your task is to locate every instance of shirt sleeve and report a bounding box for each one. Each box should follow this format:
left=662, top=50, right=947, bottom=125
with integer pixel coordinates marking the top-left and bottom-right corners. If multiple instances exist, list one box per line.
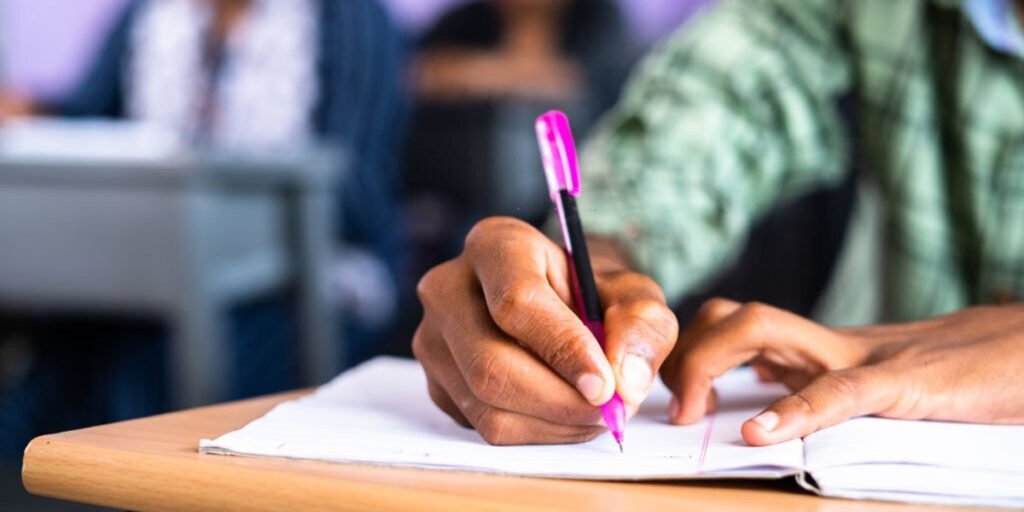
left=577, top=0, right=855, bottom=304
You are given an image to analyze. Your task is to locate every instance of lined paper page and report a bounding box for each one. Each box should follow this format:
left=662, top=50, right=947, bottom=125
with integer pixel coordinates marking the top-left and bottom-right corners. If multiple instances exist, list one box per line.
left=810, top=464, right=1024, bottom=501
left=803, top=416, right=1024, bottom=506
left=804, top=416, right=1024, bottom=473
left=200, top=357, right=802, bottom=480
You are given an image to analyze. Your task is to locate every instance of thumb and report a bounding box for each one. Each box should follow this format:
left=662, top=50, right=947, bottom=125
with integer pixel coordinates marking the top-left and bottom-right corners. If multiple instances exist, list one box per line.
left=740, top=368, right=895, bottom=446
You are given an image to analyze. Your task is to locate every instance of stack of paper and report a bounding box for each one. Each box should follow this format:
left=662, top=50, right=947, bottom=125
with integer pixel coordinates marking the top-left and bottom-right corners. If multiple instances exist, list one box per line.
left=201, top=357, right=1024, bottom=508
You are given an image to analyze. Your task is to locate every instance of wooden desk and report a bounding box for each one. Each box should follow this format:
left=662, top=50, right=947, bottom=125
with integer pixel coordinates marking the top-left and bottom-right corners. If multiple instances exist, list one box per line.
left=22, top=393, right=978, bottom=512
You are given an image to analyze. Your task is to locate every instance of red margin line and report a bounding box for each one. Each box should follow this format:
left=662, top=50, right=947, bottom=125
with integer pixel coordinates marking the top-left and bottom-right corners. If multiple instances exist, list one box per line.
left=697, top=412, right=716, bottom=473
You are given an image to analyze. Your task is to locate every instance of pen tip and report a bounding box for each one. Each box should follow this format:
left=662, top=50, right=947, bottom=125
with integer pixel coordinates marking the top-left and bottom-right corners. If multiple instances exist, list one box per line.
left=617, top=441, right=624, bottom=453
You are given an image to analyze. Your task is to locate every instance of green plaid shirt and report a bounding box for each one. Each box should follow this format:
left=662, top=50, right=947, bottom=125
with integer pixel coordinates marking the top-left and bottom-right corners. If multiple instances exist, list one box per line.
left=579, top=0, right=1024, bottom=322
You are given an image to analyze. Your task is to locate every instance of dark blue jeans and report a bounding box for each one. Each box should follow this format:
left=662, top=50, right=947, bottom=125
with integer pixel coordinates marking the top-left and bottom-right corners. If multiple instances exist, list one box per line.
left=0, top=294, right=299, bottom=461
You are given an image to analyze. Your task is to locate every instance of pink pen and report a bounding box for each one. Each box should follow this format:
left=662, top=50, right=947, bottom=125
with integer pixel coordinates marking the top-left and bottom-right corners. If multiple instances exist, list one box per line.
left=535, top=110, right=627, bottom=452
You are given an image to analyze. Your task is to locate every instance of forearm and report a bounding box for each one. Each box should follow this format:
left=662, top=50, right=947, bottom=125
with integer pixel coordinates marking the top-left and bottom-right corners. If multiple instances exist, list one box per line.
left=577, top=0, right=854, bottom=305
left=839, top=303, right=1024, bottom=354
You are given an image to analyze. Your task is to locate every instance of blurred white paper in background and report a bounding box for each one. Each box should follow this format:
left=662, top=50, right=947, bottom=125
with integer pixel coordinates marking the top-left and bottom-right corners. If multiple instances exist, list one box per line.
left=0, top=119, right=182, bottom=162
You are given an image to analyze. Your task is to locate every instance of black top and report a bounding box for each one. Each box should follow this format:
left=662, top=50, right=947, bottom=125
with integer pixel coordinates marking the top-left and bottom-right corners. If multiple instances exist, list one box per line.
left=419, top=0, right=636, bottom=116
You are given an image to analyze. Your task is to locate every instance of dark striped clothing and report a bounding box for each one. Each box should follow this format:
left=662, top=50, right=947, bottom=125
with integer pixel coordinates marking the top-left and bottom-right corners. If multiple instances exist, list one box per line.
left=58, top=0, right=408, bottom=265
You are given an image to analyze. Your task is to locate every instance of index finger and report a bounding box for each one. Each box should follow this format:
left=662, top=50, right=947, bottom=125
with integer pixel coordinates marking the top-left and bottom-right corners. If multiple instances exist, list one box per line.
left=424, top=263, right=603, bottom=425
left=673, top=303, right=855, bottom=425
left=599, top=270, right=679, bottom=406
left=464, top=218, right=616, bottom=406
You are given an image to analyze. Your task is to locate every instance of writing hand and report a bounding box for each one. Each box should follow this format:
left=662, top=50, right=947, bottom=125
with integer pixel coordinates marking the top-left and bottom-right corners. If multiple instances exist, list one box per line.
left=413, top=217, right=678, bottom=444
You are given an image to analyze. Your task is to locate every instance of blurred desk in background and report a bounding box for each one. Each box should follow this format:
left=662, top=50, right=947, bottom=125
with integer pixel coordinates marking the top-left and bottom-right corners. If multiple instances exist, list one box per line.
left=0, top=124, right=344, bottom=407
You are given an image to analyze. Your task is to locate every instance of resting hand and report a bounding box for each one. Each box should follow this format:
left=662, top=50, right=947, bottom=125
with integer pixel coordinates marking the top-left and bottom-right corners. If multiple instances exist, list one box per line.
left=413, top=217, right=678, bottom=444
left=0, top=89, right=37, bottom=122
left=662, top=299, right=1024, bottom=445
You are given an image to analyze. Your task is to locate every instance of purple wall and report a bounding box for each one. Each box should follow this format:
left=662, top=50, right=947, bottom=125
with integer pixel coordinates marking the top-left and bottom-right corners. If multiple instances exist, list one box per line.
left=2, top=0, right=129, bottom=101
left=380, top=0, right=474, bottom=35
left=618, top=0, right=712, bottom=44
left=379, top=0, right=713, bottom=43
left=1, top=0, right=714, bottom=101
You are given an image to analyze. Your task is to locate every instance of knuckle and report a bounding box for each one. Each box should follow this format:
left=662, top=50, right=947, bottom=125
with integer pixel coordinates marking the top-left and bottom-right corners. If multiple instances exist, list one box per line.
left=698, top=297, right=739, bottom=322
left=416, top=261, right=455, bottom=308
left=633, top=273, right=669, bottom=301
left=621, top=300, right=679, bottom=342
left=489, top=281, right=540, bottom=329
left=619, top=299, right=664, bottom=324
left=603, top=269, right=644, bottom=289
left=818, top=371, right=862, bottom=401
left=464, top=351, right=513, bottom=405
left=415, top=267, right=439, bottom=304
left=464, top=216, right=528, bottom=256
left=789, top=391, right=819, bottom=417
left=629, top=272, right=662, bottom=292
left=540, top=328, right=590, bottom=373
left=800, top=371, right=864, bottom=421
left=474, top=408, right=516, bottom=445
left=741, top=302, right=773, bottom=324
left=464, top=219, right=499, bottom=254
left=410, top=326, right=428, bottom=362
left=884, top=372, right=924, bottom=418
left=736, top=302, right=774, bottom=339
left=603, top=271, right=668, bottom=302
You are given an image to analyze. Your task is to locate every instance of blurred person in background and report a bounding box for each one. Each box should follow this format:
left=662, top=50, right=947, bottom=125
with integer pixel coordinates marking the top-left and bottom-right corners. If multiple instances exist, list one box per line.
left=378, top=0, right=713, bottom=48
left=0, top=0, right=406, bottom=458
left=413, top=0, right=1024, bottom=447
left=401, top=0, right=635, bottom=298
left=413, top=0, right=630, bottom=110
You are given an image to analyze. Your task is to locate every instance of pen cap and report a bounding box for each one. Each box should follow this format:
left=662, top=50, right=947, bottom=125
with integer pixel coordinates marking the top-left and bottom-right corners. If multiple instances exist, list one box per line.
left=535, top=111, right=581, bottom=200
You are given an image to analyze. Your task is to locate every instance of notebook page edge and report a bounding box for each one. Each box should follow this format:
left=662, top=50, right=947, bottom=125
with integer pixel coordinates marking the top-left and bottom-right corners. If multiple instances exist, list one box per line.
left=198, top=444, right=800, bottom=481
left=199, top=357, right=805, bottom=481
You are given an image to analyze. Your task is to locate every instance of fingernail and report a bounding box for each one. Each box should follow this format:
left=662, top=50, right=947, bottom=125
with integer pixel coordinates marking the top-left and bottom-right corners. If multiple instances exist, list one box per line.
left=752, top=411, right=780, bottom=432
left=620, top=353, right=653, bottom=401
left=576, top=373, right=606, bottom=403
left=669, top=397, right=680, bottom=419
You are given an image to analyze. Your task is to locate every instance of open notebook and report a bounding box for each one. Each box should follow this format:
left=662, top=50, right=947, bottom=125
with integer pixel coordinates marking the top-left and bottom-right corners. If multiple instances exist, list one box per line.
left=201, top=357, right=1024, bottom=508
